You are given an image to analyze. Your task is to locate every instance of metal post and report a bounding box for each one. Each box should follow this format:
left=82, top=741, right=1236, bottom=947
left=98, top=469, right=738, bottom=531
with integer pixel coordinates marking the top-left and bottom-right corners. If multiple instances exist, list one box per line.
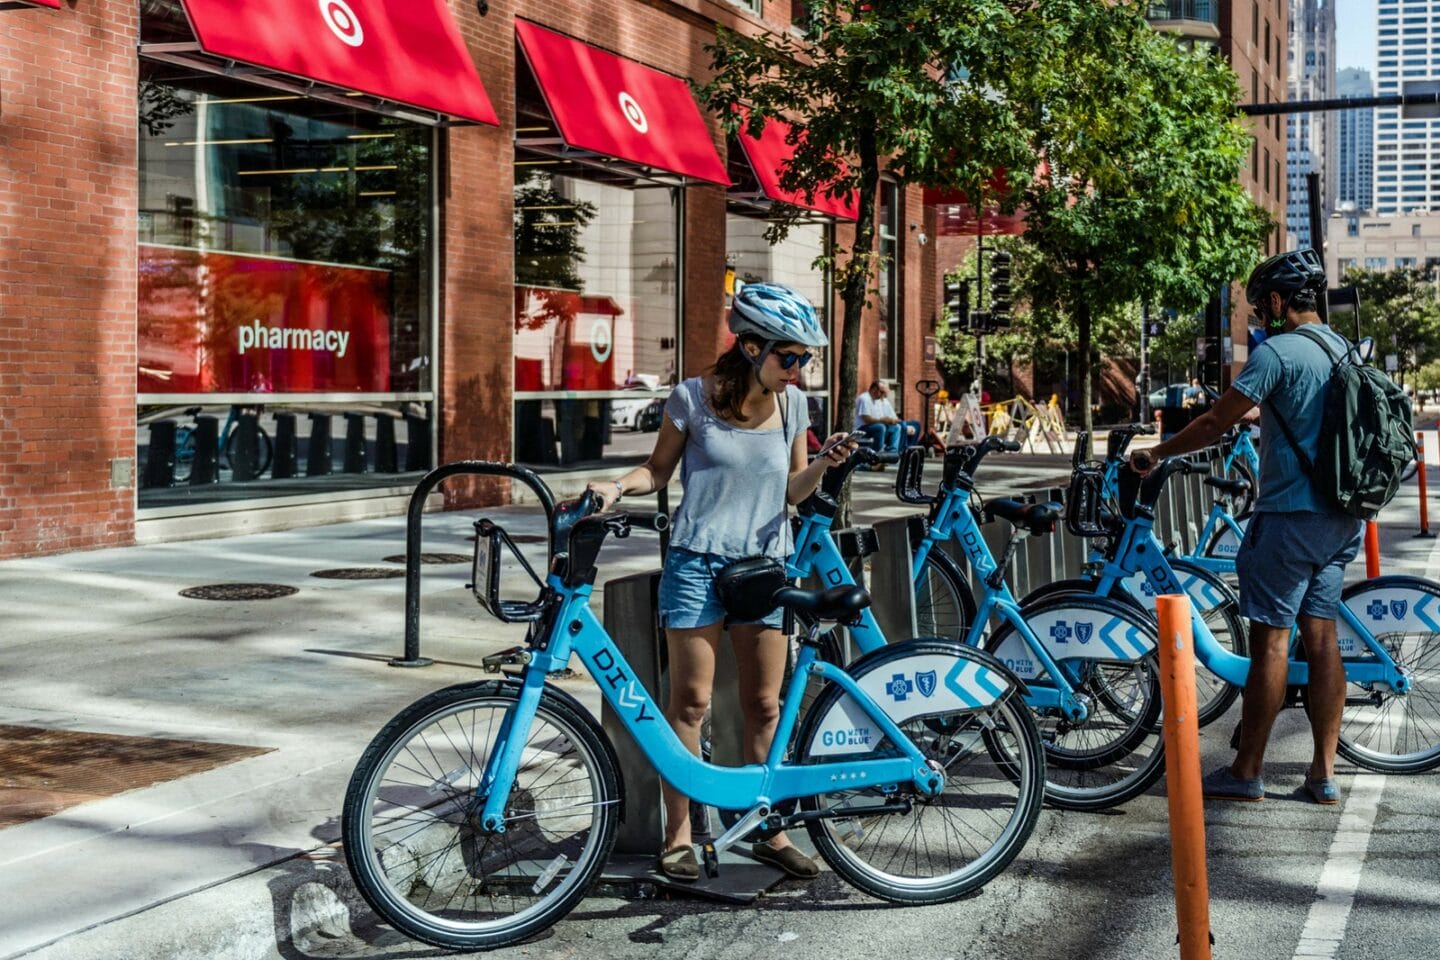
left=1306, top=171, right=1329, bottom=323
left=1139, top=303, right=1152, bottom=423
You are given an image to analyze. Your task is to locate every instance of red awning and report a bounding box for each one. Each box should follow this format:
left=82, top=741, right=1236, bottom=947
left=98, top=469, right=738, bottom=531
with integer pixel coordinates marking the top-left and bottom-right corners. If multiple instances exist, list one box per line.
left=515, top=19, right=728, bottom=185
left=733, top=111, right=858, bottom=221
left=142, top=0, right=497, bottom=126
left=924, top=173, right=1027, bottom=236
left=0, top=1, right=62, bottom=9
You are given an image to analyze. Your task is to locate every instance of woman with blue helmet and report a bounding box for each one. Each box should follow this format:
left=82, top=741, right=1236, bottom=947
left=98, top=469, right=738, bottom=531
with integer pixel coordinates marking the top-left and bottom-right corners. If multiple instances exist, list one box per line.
left=586, top=282, right=857, bottom=882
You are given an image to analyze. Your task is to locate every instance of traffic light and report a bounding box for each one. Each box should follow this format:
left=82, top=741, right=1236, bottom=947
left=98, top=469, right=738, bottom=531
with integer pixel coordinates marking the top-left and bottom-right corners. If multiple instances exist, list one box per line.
left=1145, top=319, right=1167, bottom=338
left=989, top=251, right=1013, bottom=322
left=944, top=276, right=968, bottom=328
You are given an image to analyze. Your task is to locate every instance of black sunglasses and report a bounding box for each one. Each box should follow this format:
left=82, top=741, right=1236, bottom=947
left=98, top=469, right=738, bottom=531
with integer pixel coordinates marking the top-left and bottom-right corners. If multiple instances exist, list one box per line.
left=775, top=351, right=813, bottom=370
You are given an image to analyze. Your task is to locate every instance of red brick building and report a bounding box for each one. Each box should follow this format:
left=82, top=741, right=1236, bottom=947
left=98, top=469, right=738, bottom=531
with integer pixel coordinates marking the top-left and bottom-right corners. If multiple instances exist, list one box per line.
left=0, top=0, right=941, bottom=558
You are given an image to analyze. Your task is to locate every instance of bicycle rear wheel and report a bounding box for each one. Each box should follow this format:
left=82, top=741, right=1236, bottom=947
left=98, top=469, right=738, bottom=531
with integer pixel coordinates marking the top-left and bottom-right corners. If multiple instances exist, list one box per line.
left=342, top=680, right=620, bottom=950
left=912, top=547, right=977, bottom=641
left=798, top=640, right=1044, bottom=904
left=1335, top=578, right=1440, bottom=773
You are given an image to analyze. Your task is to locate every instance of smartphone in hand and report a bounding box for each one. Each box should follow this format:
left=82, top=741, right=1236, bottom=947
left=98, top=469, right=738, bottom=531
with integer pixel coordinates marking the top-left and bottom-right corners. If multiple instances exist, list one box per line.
left=815, top=430, right=868, bottom=459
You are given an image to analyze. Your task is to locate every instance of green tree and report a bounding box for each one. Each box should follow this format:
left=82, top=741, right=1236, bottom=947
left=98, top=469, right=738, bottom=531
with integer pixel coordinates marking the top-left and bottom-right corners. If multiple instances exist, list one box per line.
left=1341, top=266, right=1440, bottom=384
left=998, top=1, right=1271, bottom=445
left=698, top=1, right=1043, bottom=449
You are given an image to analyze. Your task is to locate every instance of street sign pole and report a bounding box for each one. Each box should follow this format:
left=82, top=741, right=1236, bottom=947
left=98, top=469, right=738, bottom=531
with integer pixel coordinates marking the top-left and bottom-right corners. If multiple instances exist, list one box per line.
left=1140, top=302, right=1152, bottom=422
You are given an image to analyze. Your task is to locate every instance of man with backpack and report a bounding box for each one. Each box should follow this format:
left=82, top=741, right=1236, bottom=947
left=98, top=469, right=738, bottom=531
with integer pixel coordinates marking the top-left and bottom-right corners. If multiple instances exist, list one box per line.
left=1131, top=249, right=1413, bottom=806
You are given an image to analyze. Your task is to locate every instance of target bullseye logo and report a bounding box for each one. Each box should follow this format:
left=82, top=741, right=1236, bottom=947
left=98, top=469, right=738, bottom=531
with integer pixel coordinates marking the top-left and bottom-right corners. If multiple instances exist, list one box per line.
left=318, top=0, right=364, bottom=47
left=617, top=91, right=649, bottom=134
left=590, top=318, right=613, bottom=363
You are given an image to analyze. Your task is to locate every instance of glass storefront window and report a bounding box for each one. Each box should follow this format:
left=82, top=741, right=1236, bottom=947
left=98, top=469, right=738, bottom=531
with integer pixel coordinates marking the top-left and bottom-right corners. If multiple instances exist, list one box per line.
left=513, top=152, right=680, bottom=468
left=135, top=61, right=436, bottom=506
left=725, top=213, right=833, bottom=426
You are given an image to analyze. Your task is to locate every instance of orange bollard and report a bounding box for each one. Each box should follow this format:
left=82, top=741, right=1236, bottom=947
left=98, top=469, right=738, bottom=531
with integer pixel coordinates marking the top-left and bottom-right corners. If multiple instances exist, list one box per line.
left=1418, top=433, right=1435, bottom=539
left=1365, top=520, right=1382, bottom=578
left=1156, top=594, right=1213, bottom=960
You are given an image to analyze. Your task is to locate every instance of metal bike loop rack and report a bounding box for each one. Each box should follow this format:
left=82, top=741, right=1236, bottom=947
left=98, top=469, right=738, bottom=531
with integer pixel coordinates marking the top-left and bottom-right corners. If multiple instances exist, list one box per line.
left=393, top=461, right=557, bottom=668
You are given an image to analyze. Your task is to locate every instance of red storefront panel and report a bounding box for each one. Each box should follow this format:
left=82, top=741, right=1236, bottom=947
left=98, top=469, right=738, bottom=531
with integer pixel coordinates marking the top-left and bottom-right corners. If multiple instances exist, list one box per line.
left=176, top=0, right=498, bottom=125
left=138, top=246, right=392, bottom=394
left=515, top=19, right=728, bottom=184
left=513, top=287, right=626, bottom=392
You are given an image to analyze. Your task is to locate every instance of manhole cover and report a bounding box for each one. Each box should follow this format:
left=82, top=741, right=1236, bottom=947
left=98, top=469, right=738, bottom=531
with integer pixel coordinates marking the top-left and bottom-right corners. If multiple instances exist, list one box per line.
left=310, top=568, right=405, bottom=580
left=381, top=553, right=469, bottom=565
left=180, top=583, right=298, bottom=601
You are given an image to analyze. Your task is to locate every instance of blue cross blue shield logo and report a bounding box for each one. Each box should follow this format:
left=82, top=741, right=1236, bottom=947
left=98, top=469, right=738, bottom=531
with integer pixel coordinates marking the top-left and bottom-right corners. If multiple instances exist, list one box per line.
left=915, top=670, right=937, bottom=698
left=1075, top=621, right=1094, bottom=644
left=1049, top=621, right=1072, bottom=643
left=886, top=673, right=914, bottom=702
left=1391, top=599, right=1409, bottom=620
left=1367, top=600, right=1387, bottom=621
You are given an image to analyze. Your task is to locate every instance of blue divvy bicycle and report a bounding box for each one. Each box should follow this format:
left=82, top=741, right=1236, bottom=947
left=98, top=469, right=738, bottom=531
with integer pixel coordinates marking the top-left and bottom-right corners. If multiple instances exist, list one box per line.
left=342, top=463, right=1045, bottom=951
left=861, top=438, right=1170, bottom=809
left=1078, top=455, right=1440, bottom=776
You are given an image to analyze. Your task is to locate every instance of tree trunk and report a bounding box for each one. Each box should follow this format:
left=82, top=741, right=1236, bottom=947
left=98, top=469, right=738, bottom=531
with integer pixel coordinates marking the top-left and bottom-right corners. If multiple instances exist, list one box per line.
left=1076, top=297, right=1093, bottom=459
left=834, top=129, right=880, bottom=523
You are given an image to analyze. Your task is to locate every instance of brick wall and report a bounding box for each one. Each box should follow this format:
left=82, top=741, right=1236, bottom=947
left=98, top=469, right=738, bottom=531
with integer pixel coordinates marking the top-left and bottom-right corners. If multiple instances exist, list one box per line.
left=0, top=1, right=137, bottom=559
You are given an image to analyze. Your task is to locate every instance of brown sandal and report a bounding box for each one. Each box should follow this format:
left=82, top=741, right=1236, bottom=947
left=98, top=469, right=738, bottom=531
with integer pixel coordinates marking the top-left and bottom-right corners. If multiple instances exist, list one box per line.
left=751, top=842, right=819, bottom=879
left=659, top=845, right=699, bottom=882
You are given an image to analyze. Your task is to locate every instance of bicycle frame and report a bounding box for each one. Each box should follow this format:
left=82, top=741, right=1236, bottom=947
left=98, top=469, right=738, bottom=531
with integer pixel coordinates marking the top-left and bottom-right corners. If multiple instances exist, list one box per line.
left=1224, top=429, right=1260, bottom=475
left=473, top=571, right=949, bottom=833
left=1096, top=508, right=1406, bottom=692
left=1182, top=501, right=1247, bottom=575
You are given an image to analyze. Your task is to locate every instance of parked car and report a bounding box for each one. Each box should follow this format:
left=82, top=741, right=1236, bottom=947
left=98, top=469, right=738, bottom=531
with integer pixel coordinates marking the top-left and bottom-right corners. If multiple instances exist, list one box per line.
left=610, top=386, right=666, bottom=431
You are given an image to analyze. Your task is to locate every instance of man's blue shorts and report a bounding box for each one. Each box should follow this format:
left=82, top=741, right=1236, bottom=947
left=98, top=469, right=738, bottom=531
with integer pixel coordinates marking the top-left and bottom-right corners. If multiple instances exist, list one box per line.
left=1234, top=511, right=1363, bottom=629
left=658, top=546, right=785, bottom=631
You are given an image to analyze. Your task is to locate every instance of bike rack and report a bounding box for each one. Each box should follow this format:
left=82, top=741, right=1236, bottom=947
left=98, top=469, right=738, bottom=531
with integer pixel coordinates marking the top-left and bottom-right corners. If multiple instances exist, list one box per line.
left=394, top=461, right=557, bottom=668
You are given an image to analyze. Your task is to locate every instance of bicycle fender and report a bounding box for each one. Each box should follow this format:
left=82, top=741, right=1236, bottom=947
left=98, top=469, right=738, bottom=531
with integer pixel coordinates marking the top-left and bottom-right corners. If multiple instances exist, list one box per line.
left=806, top=639, right=1022, bottom=758
left=1202, top=515, right=1250, bottom=559
left=1338, top=576, right=1440, bottom=659
left=1118, top=560, right=1235, bottom=616
left=990, top=594, right=1158, bottom=682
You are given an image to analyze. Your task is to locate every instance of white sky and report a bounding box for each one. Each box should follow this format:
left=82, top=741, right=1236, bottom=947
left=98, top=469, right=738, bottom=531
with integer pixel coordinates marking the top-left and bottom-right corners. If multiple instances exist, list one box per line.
left=1335, top=0, right=1378, bottom=74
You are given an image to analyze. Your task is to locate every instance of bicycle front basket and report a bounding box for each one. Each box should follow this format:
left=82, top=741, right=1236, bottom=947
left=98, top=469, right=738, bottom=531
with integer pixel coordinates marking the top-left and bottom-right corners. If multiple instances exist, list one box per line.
left=1064, top=465, right=1108, bottom=538
left=471, top=519, right=546, bottom=623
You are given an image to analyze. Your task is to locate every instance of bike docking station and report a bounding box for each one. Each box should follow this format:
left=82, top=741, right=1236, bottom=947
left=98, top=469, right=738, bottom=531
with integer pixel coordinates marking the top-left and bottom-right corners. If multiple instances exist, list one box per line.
left=598, top=510, right=921, bottom=902
left=1155, top=593, right=1215, bottom=960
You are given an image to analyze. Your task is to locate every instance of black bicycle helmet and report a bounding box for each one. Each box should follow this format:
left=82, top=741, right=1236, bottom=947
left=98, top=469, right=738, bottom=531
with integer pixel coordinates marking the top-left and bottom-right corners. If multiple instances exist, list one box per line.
left=1246, top=249, right=1326, bottom=332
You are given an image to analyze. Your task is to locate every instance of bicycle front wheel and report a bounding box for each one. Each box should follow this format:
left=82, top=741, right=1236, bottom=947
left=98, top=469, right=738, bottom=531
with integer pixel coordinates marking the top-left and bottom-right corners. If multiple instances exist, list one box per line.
left=342, top=680, right=620, bottom=951
left=797, top=641, right=1045, bottom=905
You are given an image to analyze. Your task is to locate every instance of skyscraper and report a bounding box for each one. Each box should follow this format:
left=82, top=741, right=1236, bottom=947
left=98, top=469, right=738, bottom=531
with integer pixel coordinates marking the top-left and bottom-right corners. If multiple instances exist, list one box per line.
left=1337, top=68, right=1375, bottom=213
left=1286, top=0, right=1336, bottom=248
left=1373, top=0, right=1440, bottom=215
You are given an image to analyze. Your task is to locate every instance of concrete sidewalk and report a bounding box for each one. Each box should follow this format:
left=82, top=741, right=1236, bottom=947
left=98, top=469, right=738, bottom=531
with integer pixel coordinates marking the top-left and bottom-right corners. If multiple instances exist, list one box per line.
left=0, top=455, right=1434, bottom=959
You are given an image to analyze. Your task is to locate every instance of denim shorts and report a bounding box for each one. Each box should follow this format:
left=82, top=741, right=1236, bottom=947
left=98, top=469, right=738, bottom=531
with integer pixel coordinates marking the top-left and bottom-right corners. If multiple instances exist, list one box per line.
left=1234, top=511, right=1363, bottom=628
left=657, top=547, right=784, bottom=630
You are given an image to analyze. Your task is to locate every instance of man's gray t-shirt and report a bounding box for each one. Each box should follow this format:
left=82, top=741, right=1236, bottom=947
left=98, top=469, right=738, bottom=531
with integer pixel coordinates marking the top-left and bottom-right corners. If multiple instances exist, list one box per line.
left=1230, top=323, right=1350, bottom=514
left=663, top=378, right=808, bottom=559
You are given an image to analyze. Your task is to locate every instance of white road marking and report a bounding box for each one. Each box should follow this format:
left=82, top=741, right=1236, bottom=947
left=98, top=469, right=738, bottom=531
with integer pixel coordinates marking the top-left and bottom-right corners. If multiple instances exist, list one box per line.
left=1289, top=773, right=1388, bottom=959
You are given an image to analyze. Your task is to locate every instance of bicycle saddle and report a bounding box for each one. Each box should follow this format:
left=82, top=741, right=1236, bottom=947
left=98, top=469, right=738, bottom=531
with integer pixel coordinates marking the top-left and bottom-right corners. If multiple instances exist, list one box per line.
left=1203, top=476, right=1251, bottom=495
left=984, top=498, right=1062, bottom=535
left=772, top=585, right=870, bottom=622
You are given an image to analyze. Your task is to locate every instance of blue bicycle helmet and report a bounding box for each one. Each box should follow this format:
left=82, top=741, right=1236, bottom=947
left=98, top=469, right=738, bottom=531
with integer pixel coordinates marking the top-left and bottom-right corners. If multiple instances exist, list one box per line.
left=729, top=282, right=829, bottom=348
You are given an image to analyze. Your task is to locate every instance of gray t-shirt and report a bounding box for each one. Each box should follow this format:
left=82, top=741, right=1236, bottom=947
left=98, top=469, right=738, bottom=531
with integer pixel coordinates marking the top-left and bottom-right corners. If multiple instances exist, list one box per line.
left=1231, top=323, right=1350, bottom=514
left=664, top=378, right=809, bottom=559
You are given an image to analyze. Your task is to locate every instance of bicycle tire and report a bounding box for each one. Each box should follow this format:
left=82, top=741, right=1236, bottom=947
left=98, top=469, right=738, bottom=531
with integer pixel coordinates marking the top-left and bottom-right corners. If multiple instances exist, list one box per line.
left=342, top=680, right=620, bottom=951
left=911, top=547, right=978, bottom=642
left=223, top=425, right=273, bottom=477
left=173, top=426, right=195, bottom=483
left=989, top=593, right=1167, bottom=811
left=796, top=640, right=1044, bottom=904
left=1334, top=577, right=1440, bottom=773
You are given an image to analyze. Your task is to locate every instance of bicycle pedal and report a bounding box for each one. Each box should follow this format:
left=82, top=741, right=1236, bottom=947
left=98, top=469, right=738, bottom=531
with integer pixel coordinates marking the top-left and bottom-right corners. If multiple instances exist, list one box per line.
left=701, top=843, right=719, bottom=879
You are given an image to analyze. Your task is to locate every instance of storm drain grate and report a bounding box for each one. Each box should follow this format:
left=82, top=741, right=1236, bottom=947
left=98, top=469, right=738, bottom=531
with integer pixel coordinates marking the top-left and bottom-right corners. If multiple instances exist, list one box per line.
left=310, top=568, right=405, bottom=580
left=180, top=583, right=298, bottom=601
left=0, top=725, right=270, bottom=829
left=382, top=553, right=469, bottom=565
